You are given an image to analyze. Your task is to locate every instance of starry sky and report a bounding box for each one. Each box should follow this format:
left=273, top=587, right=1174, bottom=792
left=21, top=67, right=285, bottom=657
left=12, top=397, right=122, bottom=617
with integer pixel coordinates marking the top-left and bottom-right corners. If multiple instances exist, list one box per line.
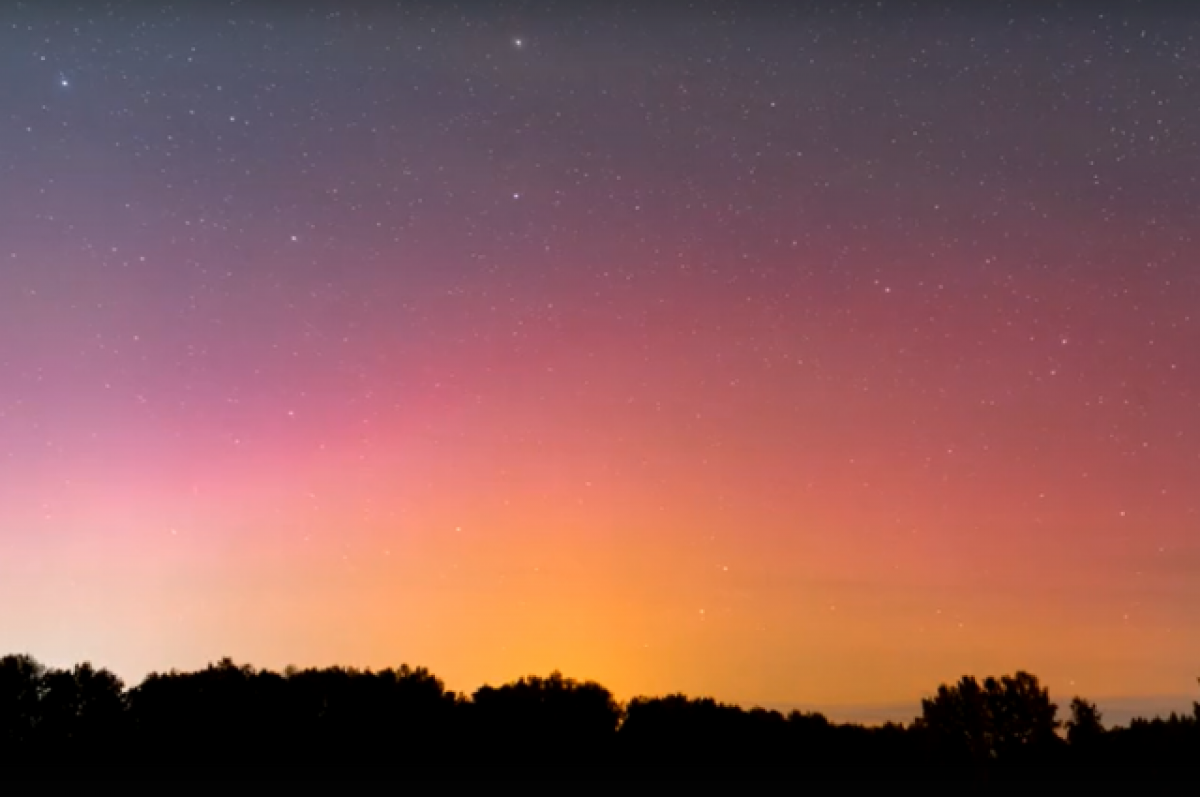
left=2, top=0, right=1199, bottom=722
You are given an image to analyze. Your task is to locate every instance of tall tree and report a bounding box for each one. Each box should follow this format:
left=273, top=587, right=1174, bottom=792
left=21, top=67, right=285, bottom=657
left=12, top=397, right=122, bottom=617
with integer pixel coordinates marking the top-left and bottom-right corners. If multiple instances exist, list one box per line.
left=916, top=670, right=1061, bottom=774
left=1066, top=696, right=1104, bottom=747
left=0, top=654, right=45, bottom=751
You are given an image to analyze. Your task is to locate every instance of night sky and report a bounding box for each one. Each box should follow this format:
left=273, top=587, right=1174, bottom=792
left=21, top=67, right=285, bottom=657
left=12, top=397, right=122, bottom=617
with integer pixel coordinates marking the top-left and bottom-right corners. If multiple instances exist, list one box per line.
left=2, top=0, right=1198, bottom=722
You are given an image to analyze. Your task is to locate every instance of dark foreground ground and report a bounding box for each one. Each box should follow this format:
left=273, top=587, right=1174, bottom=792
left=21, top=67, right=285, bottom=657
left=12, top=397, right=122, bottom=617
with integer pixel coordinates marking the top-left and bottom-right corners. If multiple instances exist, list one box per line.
left=6, top=763, right=1198, bottom=797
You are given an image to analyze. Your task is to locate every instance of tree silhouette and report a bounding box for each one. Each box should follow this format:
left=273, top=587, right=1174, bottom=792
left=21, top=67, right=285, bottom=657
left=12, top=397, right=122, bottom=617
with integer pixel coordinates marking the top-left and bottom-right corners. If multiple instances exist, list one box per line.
left=2, top=652, right=1199, bottom=797
left=984, top=671, right=1062, bottom=758
left=913, top=670, right=1064, bottom=791
left=472, top=669, right=623, bottom=730
left=915, top=675, right=993, bottom=766
left=37, top=662, right=125, bottom=761
left=0, top=654, right=45, bottom=753
left=1066, top=696, right=1104, bottom=747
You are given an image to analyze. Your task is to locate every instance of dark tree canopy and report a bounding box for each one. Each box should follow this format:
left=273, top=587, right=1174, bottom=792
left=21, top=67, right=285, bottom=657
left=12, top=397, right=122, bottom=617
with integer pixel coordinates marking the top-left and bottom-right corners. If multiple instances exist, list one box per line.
left=1066, top=696, right=1105, bottom=746
left=0, top=653, right=1197, bottom=797
left=0, top=654, right=45, bottom=749
left=916, top=671, right=1061, bottom=756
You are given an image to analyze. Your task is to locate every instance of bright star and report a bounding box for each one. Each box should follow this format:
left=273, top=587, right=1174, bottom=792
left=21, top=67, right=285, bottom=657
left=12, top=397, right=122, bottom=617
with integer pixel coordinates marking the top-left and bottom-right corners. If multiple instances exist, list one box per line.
left=514, top=37, right=524, bottom=48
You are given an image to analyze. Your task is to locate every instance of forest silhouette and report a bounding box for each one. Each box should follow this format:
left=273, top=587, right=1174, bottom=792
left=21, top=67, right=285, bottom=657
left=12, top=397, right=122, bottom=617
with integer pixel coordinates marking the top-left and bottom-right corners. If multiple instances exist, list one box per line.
left=1, top=653, right=1197, bottom=796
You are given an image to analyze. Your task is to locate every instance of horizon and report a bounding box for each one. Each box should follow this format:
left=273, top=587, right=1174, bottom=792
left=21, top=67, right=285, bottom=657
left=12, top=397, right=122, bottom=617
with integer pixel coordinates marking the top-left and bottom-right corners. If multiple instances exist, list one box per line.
left=2, top=0, right=1198, bottom=713
left=14, top=648, right=1199, bottom=729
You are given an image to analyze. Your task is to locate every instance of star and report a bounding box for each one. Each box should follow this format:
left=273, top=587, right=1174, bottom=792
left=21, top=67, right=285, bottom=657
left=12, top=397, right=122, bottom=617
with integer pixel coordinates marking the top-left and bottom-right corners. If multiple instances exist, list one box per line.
left=513, top=37, right=524, bottom=48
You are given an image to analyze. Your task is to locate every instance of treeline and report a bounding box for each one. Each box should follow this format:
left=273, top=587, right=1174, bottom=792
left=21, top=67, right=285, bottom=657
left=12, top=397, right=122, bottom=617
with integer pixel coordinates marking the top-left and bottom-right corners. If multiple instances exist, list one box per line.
left=1, top=654, right=1198, bottom=796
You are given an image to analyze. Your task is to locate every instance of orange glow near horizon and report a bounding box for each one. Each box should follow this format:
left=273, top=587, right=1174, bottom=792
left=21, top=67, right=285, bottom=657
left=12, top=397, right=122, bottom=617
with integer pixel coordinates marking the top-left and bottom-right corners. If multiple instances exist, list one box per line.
left=4, top=279, right=1197, bottom=718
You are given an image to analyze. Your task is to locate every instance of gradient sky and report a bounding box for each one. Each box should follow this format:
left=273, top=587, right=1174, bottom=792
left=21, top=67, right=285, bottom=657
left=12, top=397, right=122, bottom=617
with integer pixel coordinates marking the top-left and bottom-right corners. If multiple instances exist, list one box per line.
left=2, top=0, right=1198, bottom=723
